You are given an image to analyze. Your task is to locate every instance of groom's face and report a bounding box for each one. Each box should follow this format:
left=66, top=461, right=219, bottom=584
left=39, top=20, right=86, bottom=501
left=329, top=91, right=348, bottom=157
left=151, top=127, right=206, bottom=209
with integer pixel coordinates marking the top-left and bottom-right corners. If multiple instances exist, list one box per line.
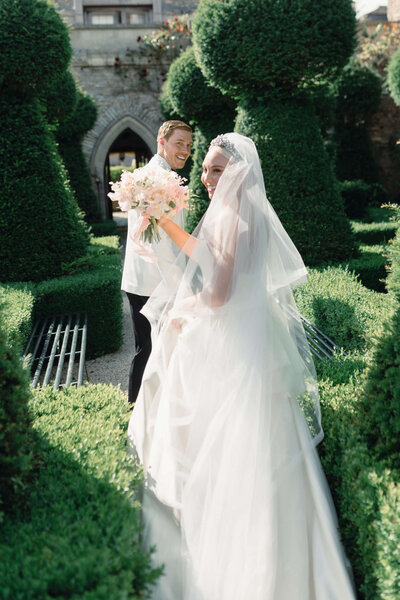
left=159, top=129, right=192, bottom=170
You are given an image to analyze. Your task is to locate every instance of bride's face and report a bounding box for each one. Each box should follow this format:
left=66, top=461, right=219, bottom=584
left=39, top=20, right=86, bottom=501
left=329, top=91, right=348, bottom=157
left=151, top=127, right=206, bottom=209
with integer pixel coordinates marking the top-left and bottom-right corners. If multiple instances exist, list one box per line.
left=201, top=147, right=229, bottom=200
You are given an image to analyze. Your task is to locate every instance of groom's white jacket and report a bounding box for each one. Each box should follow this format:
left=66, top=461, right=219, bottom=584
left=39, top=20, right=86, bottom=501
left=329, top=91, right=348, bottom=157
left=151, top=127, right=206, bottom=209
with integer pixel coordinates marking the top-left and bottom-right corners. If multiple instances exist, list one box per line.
left=121, top=154, right=186, bottom=297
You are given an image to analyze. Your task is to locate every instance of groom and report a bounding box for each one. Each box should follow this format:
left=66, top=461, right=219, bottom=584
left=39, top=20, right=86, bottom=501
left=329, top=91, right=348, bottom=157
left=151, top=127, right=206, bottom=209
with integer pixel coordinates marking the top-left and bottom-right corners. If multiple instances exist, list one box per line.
left=122, top=120, right=193, bottom=405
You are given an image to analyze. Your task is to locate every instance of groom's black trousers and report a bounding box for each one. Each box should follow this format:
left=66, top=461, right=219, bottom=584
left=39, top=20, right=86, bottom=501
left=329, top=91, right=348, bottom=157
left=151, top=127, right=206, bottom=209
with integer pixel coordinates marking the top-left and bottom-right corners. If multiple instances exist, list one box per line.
left=126, top=292, right=152, bottom=406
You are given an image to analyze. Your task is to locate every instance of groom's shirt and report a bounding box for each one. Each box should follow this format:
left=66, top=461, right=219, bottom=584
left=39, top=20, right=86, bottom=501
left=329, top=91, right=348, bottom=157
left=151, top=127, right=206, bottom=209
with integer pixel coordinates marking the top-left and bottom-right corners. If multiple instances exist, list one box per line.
left=121, top=154, right=186, bottom=297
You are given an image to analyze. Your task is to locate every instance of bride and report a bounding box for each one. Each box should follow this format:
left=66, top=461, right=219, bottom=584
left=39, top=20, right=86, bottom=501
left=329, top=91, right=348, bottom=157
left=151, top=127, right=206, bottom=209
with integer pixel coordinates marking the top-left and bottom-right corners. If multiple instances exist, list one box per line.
left=128, top=133, right=356, bottom=599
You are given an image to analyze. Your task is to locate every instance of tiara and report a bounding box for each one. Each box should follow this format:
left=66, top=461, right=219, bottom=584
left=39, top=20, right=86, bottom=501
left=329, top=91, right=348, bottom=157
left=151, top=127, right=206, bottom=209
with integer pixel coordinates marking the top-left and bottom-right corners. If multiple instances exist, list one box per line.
left=209, top=134, right=242, bottom=161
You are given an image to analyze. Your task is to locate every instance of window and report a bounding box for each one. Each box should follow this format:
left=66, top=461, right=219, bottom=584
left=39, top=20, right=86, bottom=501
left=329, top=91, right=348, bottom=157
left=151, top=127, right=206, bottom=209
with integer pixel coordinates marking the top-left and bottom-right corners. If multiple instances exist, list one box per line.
left=84, top=6, right=152, bottom=26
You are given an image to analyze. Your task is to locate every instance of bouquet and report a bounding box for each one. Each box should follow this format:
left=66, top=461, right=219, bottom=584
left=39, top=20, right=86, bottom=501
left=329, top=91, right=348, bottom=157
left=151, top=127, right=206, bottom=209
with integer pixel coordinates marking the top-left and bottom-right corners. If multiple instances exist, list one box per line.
left=108, top=165, right=190, bottom=244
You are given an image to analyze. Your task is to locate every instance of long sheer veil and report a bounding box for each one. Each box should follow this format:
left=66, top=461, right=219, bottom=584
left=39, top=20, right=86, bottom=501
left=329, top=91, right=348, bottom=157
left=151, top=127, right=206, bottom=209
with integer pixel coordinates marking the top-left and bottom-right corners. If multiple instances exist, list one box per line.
left=142, top=132, right=323, bottom=446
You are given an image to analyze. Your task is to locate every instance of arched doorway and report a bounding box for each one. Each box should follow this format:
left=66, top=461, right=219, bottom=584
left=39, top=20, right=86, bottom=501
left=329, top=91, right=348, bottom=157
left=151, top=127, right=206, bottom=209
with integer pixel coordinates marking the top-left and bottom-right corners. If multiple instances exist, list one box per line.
left=90, top=115, right=158, bottom=219
left=105, top=128, right=152, bottom=218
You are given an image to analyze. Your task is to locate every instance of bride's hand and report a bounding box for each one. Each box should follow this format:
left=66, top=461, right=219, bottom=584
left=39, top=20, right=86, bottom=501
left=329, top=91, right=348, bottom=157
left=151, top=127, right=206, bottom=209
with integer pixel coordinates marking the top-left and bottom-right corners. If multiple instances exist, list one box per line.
left=157, top=215, right=169, bottom=228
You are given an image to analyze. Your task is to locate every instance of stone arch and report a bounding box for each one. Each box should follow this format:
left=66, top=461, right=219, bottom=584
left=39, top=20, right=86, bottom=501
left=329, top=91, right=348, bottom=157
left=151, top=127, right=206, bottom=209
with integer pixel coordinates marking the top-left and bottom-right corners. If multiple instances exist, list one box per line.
left=83, top=96, right=162, bottom=218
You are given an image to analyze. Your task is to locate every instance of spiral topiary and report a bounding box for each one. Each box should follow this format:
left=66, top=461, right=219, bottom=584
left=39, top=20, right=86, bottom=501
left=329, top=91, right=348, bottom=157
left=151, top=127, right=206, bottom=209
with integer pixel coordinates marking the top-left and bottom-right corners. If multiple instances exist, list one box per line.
left=193, top=0, right=356, bottom=264
left=167, top=46, right=236, bottom=230
left=39, top=70, right=78, bottom=126
left=0, top=0, right=90, bottom=282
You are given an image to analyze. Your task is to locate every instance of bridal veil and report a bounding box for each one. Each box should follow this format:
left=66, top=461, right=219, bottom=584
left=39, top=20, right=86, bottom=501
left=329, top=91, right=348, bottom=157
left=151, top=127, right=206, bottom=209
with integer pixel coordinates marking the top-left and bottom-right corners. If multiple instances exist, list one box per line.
left=128, top=133, right=355, bottom=600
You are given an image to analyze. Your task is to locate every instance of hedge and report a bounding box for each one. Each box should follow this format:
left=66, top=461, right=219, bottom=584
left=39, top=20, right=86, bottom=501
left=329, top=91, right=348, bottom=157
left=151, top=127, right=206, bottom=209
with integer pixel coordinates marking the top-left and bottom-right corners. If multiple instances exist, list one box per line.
left=0, top=384, right=161, bottom=599
left=294, top=265, right=394, bottom=353
left=294, top=261, right=399, bottom=598
left=34, top=237, right=123, bottom=358
left=89, top=219, right=119, bottom=237
left=0, top=285, right=35, bottom=353
left=343, top=244, right=388, bottom=293
left=0, top=237, right=123, bottom=360
left=339, top=180, right=387, bottom=219
left=235, top=100, right=355, bottom=264
left=166, top=46, right=236, bottom=231
left=351, top=220, right=397, bottom=245
left=0, top=314, right=34, bottom=517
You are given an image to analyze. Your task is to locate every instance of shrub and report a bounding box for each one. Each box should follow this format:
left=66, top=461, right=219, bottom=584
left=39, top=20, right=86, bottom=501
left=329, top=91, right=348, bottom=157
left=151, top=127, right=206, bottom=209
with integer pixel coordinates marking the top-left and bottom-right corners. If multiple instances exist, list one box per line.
left=57, top=90, right=102, bottom=223
left=0, top=313, right=34, bottom=516
left=294, top=265, right=394, bottom=352
left=193, top=0, right=356, bottom=101
left=334, top=62, right=382, bottom=184
left=339, top=180, right=387, bottom=219
left=0, top=0, right=89, bottom=283
left=89, top=219, right=118, bottom=237
left=235, top=100, right=355, bottom=264
left=110, top=165, right=135, bottom=182
left=0, top=96, right=90, bottom=283
left=0, top=285, right=35, bottom=353
left=167, top=46, right=236, bottom=231
left=0, top=384, right=161, bottom=598
left=0, top=0, right=72, bottom=91
left=33, top=237, right=123, bottom=358
left=193, top=0, right=356, bottom=264
left=351, top=220, right=397, bottom=245
left=360, top=210, right=400, bottom=469
left=343, top=244, right=387, bottom=292
left=387, top=43, right=400, bottom=106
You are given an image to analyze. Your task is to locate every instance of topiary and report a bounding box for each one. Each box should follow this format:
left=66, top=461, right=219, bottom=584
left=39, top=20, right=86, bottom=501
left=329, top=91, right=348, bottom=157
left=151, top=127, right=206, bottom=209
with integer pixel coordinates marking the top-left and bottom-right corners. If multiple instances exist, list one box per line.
left=0, top=0, right=89, bottom=282
left=193, top=0, right=356, bottom=264
left=39, top=69, right=77, bottom=126
left=0, top=0, right=72, bottom=93
left=0, top=95, right=90, bottom=282
left=57, top=90, right=102, bottom=223
left=235, top=98, right=355, bottom=264
left=167, top=46, right=236, bottom=231
left=0, top=309, right=34, bottom=514
left=334, top=61, right=382, bottom=183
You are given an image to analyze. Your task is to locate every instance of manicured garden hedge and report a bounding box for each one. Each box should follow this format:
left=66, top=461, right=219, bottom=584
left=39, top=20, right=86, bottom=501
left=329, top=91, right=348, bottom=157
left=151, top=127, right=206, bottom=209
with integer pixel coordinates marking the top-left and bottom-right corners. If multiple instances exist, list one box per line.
left=351, top=220, right=397, bottom=244
left=294, top=262, right=399, bottom=598
left=0, top=285, right=35, bottom=353
left=0, top=384, right=161, bottom=599
left=0, top=314, right=34, bottom=517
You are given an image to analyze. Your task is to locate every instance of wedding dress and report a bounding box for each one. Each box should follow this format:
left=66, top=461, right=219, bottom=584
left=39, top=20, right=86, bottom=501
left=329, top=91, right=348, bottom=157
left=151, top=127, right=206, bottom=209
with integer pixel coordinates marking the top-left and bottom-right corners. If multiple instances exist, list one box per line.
left=128, top=133, right=356, bottom=600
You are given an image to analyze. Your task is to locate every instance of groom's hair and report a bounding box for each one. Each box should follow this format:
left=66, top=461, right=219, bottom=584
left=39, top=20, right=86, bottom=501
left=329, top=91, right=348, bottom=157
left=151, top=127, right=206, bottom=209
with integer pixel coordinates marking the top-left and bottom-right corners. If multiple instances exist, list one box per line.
left=157, top=120, right=192, bottom=141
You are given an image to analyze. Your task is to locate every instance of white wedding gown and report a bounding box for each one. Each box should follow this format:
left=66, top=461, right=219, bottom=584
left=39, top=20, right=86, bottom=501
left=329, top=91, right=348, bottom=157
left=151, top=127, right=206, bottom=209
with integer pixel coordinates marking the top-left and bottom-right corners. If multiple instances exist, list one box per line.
left=127, top=134, right=356, bottom=600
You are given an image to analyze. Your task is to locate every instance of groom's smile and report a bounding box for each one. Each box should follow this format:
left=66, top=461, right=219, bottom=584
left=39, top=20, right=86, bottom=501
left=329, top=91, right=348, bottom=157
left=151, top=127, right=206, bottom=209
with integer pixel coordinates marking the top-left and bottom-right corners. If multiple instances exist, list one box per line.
left=159, top=128, right=193, bottom=171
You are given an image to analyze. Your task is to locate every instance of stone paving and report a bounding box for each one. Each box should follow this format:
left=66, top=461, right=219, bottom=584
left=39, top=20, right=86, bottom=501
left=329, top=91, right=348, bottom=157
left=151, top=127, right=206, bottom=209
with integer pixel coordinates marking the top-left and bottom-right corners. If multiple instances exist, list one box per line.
left=85, top=213, right=132, bottom=396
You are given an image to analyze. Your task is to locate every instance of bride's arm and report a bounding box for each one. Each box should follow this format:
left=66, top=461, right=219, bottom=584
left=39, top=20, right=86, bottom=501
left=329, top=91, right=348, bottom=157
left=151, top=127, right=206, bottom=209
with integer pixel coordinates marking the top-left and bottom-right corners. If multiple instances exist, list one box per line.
left=157, top=215, right=196, bottom=257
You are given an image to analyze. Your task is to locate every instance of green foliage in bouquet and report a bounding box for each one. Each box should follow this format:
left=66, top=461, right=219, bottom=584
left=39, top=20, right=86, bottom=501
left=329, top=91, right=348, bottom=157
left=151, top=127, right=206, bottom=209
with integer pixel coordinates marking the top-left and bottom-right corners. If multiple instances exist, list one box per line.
left=193, top=0, right=356, bottom=264
left=166, top=46, right=236, bottom=231
left=334, top=62, right=382, bottom=184
left=0, top=0, right=89, bottom=283
left=0, top=311, right=34, bottom=515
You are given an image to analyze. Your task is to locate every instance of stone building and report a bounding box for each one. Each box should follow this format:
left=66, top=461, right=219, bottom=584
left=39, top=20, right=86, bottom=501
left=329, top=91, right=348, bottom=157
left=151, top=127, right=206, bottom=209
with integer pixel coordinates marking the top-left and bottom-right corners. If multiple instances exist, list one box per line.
left=54, top=1, right=199, bottom=218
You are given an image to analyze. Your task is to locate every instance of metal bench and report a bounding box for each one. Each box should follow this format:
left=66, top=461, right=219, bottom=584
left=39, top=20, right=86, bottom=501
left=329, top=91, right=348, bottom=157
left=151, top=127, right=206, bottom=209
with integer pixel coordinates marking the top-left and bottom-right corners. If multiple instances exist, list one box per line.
left=24, top=312, right=88, bottom=390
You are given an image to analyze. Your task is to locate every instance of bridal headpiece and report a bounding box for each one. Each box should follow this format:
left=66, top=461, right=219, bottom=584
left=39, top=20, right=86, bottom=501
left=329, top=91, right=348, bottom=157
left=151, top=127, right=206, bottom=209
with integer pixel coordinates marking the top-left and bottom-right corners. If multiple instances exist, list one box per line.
left=209, top=134, right=242, bottom=162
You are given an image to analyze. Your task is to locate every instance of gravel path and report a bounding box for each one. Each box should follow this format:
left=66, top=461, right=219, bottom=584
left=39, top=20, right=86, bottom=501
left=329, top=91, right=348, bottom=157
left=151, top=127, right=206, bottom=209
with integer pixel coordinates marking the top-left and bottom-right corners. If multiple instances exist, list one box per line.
left=85, top=214, right=133, bottom=396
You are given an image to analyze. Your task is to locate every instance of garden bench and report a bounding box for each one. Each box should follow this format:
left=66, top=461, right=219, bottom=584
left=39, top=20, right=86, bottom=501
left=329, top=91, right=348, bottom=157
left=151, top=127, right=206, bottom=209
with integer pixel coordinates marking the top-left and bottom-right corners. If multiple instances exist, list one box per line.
left=24, top=312, right=88, bottom=390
